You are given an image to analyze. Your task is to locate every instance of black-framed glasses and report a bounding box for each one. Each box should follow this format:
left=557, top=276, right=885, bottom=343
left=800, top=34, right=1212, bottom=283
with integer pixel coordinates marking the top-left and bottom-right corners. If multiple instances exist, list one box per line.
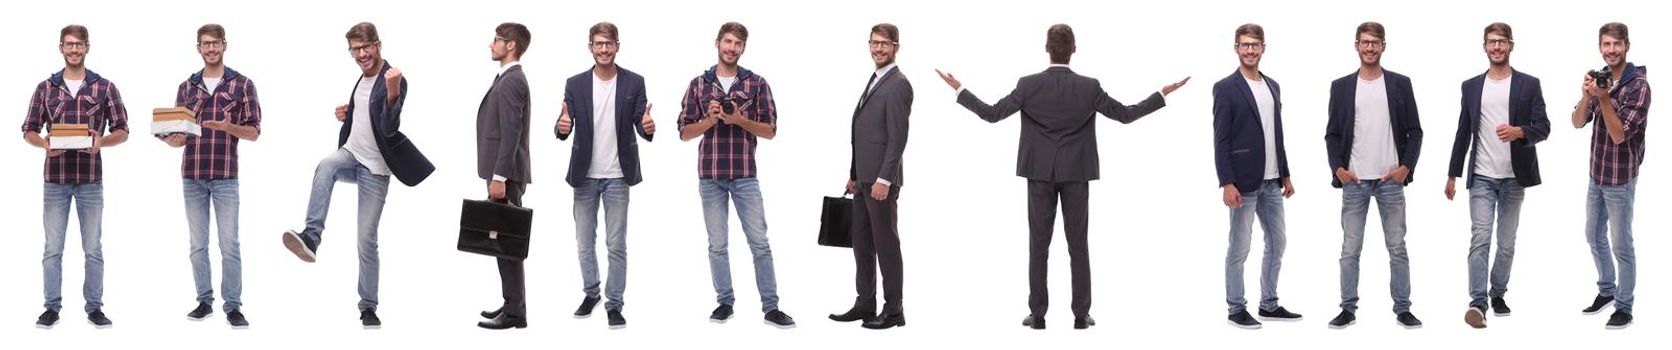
left=1235, top=41, right=1265, bottom=50
left=1355, top=39, right=1385, bottom=48
left=1484, top=38, right=1513, bottom=47
left=589, top=40, right=619, bottom=48
left=348, top=41, right=380, bottom=54
left=60, top=41, right=88, bottom=49
left=198, top=40, right=226, bottom=49
left=868, top=40, right=897, bottom=48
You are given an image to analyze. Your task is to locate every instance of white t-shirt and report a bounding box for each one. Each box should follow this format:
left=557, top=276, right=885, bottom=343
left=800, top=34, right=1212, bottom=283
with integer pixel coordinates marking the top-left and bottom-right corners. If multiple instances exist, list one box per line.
left=1349, top=75, right=1398, bottom=179
left=65, top=79, right=85, bottom=98
left=1246, top=77, right=1280, bottom=180
left=587, top=74, right=623, bottom=179
left=718, top=75, right=738, bottom=93
left=203, top=77, right=223, bottom=93
left=1473, top=75, right=1515, bottom=179
left=344, top=75, right=391, bottom=176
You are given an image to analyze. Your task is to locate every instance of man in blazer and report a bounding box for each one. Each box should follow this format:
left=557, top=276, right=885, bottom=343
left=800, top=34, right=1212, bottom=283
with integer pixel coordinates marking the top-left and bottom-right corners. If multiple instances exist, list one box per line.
left=1213, top=24, right=1302, bottom=330
left=935, top=24, right=1188, bottom=330
left=1323, top=22, right=1424, bottom=330
left=1445, top=23, right=1550, bottom=329
left=281, top=22, right=435, bottom=329
left=830, top=23, right=912, bottom=330
left=554, top=22, right=654, bottom=329
left=474, top=22, right=532, bottom=330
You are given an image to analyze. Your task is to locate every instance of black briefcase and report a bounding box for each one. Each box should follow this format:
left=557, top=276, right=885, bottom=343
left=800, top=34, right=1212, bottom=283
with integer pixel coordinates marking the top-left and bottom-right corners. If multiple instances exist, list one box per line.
left=458, top=199, right=534, bottom=260
left=818, top=195, right=853, bottom=248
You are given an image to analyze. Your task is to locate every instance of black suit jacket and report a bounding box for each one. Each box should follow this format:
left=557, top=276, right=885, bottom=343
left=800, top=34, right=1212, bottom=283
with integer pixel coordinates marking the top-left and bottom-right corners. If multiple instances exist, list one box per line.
left=849, top=67, right=913, bottom=186
left=477, top=65, right=532, bottom=183
left=1446, top=69, right=1550, bottom=188
left=1212, top=70, right=1290, bottom=191
left=339, top=61, right=435, bottom=187
left=956, top=66, right=1166, bottom=182
left=556, top=67, right=653, bottom=188
left=1324, top=69, right=1423, bottom=188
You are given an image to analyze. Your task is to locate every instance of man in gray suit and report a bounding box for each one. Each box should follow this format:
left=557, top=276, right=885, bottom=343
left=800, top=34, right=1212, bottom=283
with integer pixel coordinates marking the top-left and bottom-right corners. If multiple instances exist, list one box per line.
left=936, top=24, right=1188, bottom=330
left=474, top=22, right=532, bottom=330
left=830, top=23, right=912, bottom=330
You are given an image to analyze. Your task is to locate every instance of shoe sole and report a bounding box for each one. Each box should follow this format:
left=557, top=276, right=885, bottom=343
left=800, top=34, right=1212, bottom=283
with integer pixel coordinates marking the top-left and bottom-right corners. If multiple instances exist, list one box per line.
left=231, top=325, right=250, bottom=330
left=362, top=325, right=382, bottom=330
left=765, top=320, right=797, bottom=329
left=1401, top=323, right=1423, bottom=329
left=1493, top=311, right=1511, bottom=317
left=1464, top=309, right=1487, bottom=329
left=188, top=315, right=211, bottom=321
left=1227, top=320, right=1263, bottom=330
left=1606, top=322, right=1632, bottom=330
left=283, top=231, right=317, bottom=263
left=573, top=314, right=592, bottom=319
left=36, top=323, right=56, bottom=330
left=1583, top=301, right=1614, bottom=315
left=709, top=317, right=730, bottom=324
left=1257, top=316, right=1304, bottom=322
left=609, top=324, right=626, bottom=330
left=1328, top=320, right=1356, bottom=329
left=89, top=321, right=112, bottom=329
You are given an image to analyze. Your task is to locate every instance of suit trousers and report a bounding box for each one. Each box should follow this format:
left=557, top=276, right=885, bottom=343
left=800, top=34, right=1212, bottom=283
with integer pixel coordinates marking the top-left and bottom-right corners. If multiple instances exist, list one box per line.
left=491, top=180, right=528, bottom=318
left=1028, top=180, right=1091, bottom=318
left=852, top=183, right=904, bottom=314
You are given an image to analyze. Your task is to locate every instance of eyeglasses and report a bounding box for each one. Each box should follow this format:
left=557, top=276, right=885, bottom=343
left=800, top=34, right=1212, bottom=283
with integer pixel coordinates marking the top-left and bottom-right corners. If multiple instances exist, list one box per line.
left=60, top=41, right=88, bottom=49
left=198, top=40, right=226, bottom=49
left=1600, top=41, right=1628, bottom=50
left=348, top=41, right=380, bottom=54
left=1484, top=38, right=1512, bottom=48
left=1235, top=41, right=1265, bottom=51
left=868, top=40, right=897, bottom=48
left=1355, top=39, right=1385, bottom=48
left=590, top=40, right=619, bottom=48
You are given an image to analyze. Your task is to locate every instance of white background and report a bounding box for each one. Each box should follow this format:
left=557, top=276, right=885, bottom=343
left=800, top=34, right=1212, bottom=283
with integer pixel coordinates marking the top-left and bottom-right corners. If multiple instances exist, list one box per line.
left=0, top=0, right=1662, bottom=348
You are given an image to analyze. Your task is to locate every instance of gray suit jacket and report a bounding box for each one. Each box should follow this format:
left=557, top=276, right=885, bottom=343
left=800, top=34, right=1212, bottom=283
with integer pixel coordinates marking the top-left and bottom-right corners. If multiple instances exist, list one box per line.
left=850, top=67, right=913, bottom=186
left=957, top=66, right=1166, bottom=182
left=476, top=65, right=532, bottom=183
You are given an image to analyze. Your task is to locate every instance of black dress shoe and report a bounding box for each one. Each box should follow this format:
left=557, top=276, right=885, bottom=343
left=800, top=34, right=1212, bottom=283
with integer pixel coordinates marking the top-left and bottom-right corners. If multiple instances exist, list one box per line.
left=478, top=314, right=527, bottom=330
left=1022, top=315, right=1045, bottom=329
left=481, top=307, right=503, bottom=319
left=862, top=313, right=905, bottom=329
left=1074, top=316, right=1095, bottom=330
left=829, top=307, right=876, bottom=323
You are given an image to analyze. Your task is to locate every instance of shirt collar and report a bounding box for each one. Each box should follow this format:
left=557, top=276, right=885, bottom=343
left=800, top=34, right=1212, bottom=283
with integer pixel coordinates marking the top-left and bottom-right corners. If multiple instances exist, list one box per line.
left=874, top=63, right=897, bottom=79
left=498, top=61, right=521, bottom=77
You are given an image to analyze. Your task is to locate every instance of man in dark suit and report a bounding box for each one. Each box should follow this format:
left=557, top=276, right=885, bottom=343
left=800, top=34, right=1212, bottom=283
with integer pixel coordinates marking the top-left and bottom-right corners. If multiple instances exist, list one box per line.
left=829, top=23, right=912, bottom=330
left=281, top=22, right=435, bottom=329
left=1323, top=22, right=1424, bottom=330
left=554, top=22, right=654, bottom=330
left=1213, top=24, right=1302, bottom=330
left=474, top=22, right=533, bottom=330
left=935, top=24, right=1188, bottom=330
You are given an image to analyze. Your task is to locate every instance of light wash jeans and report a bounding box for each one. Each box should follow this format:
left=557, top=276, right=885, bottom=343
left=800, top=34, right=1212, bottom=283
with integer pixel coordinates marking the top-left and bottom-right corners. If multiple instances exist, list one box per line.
left=1465, top=176, right=1523, bottom=310
left=1338, top=179, right=1413, bottom=314
left=699, top=178, right=780, bottom=312
left=1585, top=179, right=1637, bottom=313
left=185, top=179, right=243, bottom=312
left=575, top=177, right=630, bottom=311
left=1226, top=179, right=1286, bottom=315
left=43, top=182, right=104, bottom=313
left=298, top=149, right=389, bottom=311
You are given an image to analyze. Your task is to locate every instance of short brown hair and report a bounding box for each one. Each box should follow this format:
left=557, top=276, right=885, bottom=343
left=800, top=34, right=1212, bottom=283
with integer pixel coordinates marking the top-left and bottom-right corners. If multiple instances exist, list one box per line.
left=61, top=24, right=88, bottom=42
left=871, top=23, right=899, bottom=43
left=716, top=22, right=748, bottom=42
left=1483, top=22, right=1512, bottom=41
left=1047, top=24, right=1074, bottom=64
left=590, top=22, right=618, bottom=42
left=1356, top=21, right=1385, bottom=41
left=198, top=24, right=226, bottom=41
left=345, top=22, right=379, bottom=43
left=497, top=22, right=531, bottom=58
left=1235, top=23, right=1264, bottom=42
left=1599, top=22, right=1629, bottom=46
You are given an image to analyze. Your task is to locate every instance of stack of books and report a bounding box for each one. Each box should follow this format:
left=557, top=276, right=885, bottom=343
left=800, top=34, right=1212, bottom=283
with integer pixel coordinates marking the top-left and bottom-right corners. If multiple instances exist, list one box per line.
left=48, top=124, right=93, bottom=149
left=152, top=107, right=201, bottom=137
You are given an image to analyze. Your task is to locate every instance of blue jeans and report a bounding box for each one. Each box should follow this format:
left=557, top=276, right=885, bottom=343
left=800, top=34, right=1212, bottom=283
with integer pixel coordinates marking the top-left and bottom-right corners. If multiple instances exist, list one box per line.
left=1338, top=179, right=1412, bottom=313
left=699, top=178, right=780, bottom=312
left=1586, top=179, right=1637, bottom=313
left=298, top=149, right=390, bottom=311
left=184, top=179, right=242, bottom=312
left=1466, top=176, right=1523, bottom=310
left=575, top=177, right=630, bottom=311
left=43, top=182, right=104, bottom=313
left=1226, top=179, right=1286, bottom=314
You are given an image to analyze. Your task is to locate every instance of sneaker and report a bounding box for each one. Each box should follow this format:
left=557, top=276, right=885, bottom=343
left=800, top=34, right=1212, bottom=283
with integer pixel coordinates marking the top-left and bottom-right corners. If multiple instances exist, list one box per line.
left=282, top=230, right=318, bottom=263
left=360, top=309, right=382, bottom=329
left=187, top=302, right=213, bottom=321
left=88, top=310, right=113, bottom=329
left=1327, top=310, right=1356, bottom=329
left=1464, top=307, right=1486, bottom=329
left=574, top=296, right=601, bottom=318
left=1606, top=310, right=1633, bottom=330
left=709, top=304, right=734, bottom=323
left=1228, top=310, right=1262, bottom=330
left=764, top=309, right=796, bottom=329
left=227, top=310, right=249, bottom=329
left=1257, top=306, right=1303, bottom=321
left=1582, top=294, right=1613, bottom=315
left=35, top=310, right=60, bottom=329
left=1397, top=312, right=1423, bottom=329
left=1490, top=297, right=1511, bottom=316
left=607, top=309, right=626, bottom=329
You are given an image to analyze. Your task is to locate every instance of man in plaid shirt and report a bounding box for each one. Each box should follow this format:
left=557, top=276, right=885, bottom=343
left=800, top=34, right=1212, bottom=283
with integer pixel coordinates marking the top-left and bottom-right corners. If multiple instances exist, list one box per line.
left=158, top=24, right=261, bottom=329
left=22, top=25, right=131, bottom=330
left=677, top=22, right=795, bottom=329
left=1570, top=22, right=1652, bottom=330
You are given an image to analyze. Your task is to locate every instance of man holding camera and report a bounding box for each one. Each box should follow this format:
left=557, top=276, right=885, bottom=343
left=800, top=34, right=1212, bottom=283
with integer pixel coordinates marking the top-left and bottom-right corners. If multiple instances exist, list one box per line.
left=1570, top=22, right=1650, bottom=330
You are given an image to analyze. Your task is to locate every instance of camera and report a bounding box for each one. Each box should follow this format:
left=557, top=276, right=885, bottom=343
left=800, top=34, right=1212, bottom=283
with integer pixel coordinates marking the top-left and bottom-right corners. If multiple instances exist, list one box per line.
left=1589, top=66, right=1613, bottom=89
left=719, top=97, right=736, bottom=114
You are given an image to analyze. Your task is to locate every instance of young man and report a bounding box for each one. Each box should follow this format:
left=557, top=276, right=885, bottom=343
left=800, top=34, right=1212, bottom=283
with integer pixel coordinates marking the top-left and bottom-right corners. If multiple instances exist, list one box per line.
left=1212, top=23, right=1302, bottom=330
left=676, top=22, right=796, bottom=329
left=830, top=23, right=911, bottom=331
left=280, top=22, right=435, bottom=329
left=555, top=22, right=655, bottom=330
left=935, top=24, right=1188, bottom=331
left=1571, top=22, right=1650, bottom=330
left=24, top=24, right=131, bottom=330
left=1444, top=22, right=1549, bottom=329
left=474, top=22, right=532, bottom=330
left=1324, top=22, right=1425, bottom=330
left=161, top=23, right=262, bottom=328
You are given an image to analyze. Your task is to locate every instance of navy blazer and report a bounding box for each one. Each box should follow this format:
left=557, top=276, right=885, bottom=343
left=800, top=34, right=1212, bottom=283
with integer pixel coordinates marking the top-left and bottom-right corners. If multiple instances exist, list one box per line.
left=1212, top=70, right=1289, bottom=192
left=556, top=67, right=653, bottom=188
left=1324, top=69, right=1423, bottom=188
left=339, top=61, right=435, bottom=187
left=1446, top=70, right=1550, bottom=188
